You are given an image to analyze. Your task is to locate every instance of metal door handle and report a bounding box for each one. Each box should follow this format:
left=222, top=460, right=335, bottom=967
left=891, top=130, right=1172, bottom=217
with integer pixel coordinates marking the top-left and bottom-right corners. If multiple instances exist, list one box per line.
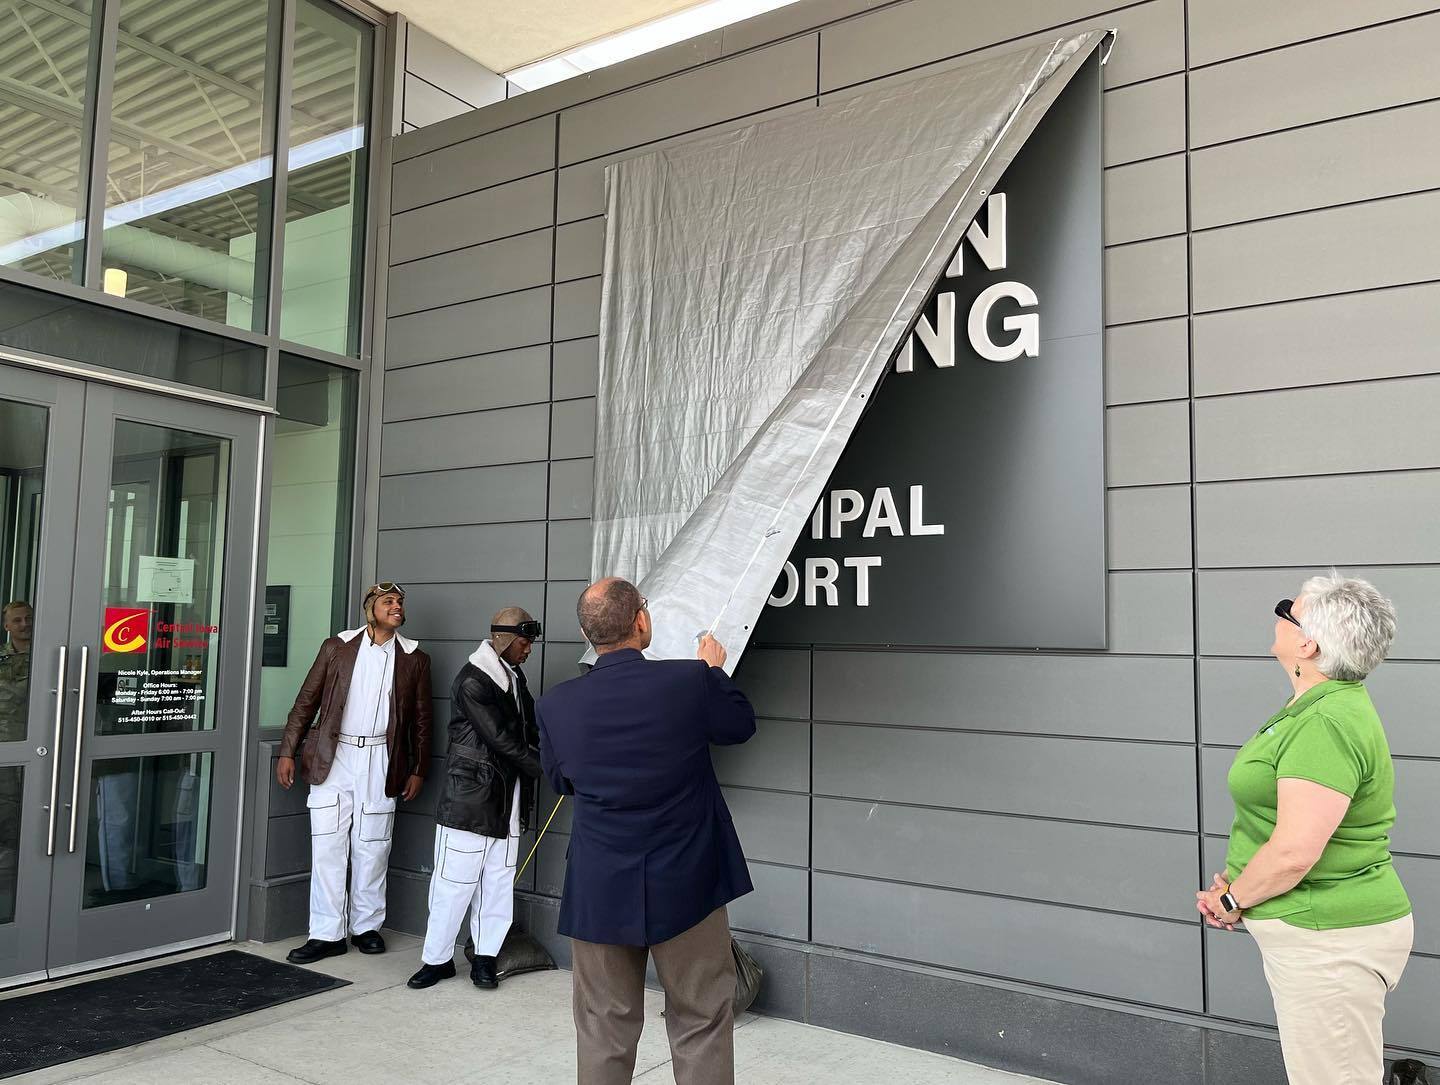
left=45, top=645, right=68, bottom=857
left=67, top=644, right=89, bottom=854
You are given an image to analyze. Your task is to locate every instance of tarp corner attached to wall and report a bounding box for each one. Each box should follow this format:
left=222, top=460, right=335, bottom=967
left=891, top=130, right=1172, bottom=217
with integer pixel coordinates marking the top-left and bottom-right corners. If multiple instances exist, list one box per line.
left=590, top=29, right=1111, bottom=672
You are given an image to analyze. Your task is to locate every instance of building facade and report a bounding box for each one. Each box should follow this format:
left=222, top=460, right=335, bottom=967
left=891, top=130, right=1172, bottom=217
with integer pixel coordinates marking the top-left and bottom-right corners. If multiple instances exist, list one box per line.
left=3, top=2, right=1439, bottom=1083
left=364, top=3, right=1440, bottom=1083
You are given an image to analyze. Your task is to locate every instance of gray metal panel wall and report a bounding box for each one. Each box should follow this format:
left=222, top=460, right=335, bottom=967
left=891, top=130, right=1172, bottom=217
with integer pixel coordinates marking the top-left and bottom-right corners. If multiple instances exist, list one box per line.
left=375, top=0, right=1440, bottom=1068
left=400, top=24, right=507, bottom=133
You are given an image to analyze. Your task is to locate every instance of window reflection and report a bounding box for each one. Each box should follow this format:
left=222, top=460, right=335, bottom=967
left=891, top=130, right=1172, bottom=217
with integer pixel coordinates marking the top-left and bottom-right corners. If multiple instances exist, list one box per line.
left=0, top=0, right=97, bottom=283
left=280, top=0, right=372, bottom=355
left=99, top=0, right=278, bottom=330
left=98, top=422, right=229, bottom=735
left=0, top=0, right=376, bottom=350
left=259, top=354, right=355, bottom=724
left=85, top=753, right=212, bottom=908
left=0, top=398, right=47, bottom=746
left=0, top=766, right=19, bottom=924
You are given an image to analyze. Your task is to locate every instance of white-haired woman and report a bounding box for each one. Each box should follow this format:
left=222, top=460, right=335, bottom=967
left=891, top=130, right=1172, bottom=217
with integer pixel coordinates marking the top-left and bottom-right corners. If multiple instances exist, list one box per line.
left=1198, top=575, right=1412, bottom=1084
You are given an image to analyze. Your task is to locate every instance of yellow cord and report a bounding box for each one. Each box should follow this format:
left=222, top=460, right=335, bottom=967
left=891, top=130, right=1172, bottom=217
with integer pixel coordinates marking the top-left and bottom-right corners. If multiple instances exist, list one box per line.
left=517, top=796, right=566, bottom=879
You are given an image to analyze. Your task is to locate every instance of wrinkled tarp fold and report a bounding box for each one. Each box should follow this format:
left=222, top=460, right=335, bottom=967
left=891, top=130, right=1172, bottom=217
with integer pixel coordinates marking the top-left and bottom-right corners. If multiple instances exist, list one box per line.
left=590, top=31, right=1108, bottom=671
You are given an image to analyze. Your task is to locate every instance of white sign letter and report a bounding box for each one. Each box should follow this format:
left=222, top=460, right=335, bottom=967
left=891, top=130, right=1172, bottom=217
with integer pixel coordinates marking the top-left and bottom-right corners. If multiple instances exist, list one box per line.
left=947, top=193, right=1007, bottom=277
left=909, top=485, right=946, bottom=536
left=968, top=281, right=1039, bottom=362
left=844, top=556, right=883, bottom=606
left=862, top=486, right=904, bottom=538
left=805, top=558, right=841, bottom=606
left=896, top=292, right=956, bottom=373
left=828, top=489, right=865, bottom=538
left=768, top=561, right=799, bottom=607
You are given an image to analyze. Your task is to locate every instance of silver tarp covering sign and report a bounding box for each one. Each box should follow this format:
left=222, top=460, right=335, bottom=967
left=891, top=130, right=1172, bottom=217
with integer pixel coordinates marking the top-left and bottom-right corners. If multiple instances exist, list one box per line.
left=590, top=31, right=1108, bottom=671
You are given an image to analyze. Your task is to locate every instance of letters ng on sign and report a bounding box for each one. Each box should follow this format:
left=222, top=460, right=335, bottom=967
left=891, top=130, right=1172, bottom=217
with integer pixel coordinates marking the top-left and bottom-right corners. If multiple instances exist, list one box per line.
left=753, top=52, right=1107, bottom=650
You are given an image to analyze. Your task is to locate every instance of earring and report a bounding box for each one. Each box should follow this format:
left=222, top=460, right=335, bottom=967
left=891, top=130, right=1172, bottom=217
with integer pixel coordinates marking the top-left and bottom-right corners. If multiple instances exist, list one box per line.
left=1294, top=664, right=1301, bottom=677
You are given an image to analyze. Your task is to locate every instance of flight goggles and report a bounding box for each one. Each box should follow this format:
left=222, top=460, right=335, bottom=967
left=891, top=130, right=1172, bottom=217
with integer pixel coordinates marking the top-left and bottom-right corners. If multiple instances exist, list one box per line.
left=363, top=582, right=405, bottom=607
left=492, top=620, right=543, bottom=641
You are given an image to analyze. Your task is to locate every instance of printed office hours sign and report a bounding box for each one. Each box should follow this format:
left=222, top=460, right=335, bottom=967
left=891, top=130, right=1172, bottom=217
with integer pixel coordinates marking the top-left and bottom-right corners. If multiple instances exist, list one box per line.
left=754, top=53, right=1106, bottom=650
left=101, top=607, right=217, bottom=730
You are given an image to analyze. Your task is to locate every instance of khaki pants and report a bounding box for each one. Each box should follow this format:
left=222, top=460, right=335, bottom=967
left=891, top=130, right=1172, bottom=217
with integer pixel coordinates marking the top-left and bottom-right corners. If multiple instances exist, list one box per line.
left=570, top=907, right=735, bottom=1085
left=1246, top=914, right=1413, bottom=1085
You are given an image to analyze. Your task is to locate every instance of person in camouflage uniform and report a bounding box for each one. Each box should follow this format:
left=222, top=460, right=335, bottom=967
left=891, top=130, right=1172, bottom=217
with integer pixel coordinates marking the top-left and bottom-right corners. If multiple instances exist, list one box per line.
left=0, top=600, right=33, bottom=743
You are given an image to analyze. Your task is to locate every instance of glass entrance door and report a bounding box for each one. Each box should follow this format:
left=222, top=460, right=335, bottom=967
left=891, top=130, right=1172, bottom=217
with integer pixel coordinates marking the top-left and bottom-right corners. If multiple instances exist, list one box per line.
left=0, top=366, right=83, bottom=986
left=0, top=364, right=260, bottom=984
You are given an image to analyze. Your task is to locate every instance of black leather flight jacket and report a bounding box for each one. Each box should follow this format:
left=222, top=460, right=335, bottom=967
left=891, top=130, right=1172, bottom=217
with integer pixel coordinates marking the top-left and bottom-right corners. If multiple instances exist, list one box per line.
left=435, top=661, right=541, bottom=838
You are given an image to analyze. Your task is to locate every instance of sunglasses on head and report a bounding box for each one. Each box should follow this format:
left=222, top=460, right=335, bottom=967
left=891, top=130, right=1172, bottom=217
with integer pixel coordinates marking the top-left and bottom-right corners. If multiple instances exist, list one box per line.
left=493, top=620, right=543, bottom=641
left=1274, top=598, right=1302, bottom=628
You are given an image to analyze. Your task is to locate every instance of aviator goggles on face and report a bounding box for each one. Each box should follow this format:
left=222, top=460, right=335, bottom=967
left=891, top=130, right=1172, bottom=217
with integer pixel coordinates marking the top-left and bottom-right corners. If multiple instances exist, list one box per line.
left=492, top=620, right=543, bottom=641
left=1274, top=598, right=1302, bottom=628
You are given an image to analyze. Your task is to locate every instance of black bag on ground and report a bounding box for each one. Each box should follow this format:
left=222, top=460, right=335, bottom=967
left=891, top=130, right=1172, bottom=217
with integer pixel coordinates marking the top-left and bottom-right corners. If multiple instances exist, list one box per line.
left=732, top=937, right=763, bottom=1015
left=463, top=926, right=558, bottom=980
left=1390, top=1059, right=1431, bottom=1085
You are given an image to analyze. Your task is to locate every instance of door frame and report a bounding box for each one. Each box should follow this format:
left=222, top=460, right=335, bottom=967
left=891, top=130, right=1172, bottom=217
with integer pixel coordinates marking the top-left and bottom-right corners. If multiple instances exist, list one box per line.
left=0, top=356, right=270, bottom=984
left=50, top=385, right=264, bottom=972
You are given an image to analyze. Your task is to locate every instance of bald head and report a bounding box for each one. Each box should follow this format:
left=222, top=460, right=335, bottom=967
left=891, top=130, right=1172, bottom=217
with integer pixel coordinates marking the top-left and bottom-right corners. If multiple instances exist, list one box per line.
left=578, top=578, right=649, bottom=652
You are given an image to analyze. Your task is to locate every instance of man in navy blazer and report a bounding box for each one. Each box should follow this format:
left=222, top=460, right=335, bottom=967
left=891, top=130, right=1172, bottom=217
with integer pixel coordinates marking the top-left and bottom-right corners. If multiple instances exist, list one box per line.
left=536, top=577, right=756, bottom=1085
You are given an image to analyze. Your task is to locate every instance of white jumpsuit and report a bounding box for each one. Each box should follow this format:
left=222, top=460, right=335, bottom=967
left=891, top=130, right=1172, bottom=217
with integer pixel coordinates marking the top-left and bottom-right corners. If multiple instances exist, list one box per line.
left=306, top=633, right=398, bottom=942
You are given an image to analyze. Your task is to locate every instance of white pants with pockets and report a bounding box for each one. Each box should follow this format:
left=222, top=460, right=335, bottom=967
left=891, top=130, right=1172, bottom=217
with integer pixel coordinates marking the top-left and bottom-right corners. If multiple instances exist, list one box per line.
left=306, top=740, right=396, bottom=941
left=421, top=816, right=518, bottom=965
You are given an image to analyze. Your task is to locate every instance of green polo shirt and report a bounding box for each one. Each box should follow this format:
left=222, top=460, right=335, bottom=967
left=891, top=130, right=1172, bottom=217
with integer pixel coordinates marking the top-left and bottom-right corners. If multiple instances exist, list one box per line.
left=1225, top=679, right=1410, bottom=930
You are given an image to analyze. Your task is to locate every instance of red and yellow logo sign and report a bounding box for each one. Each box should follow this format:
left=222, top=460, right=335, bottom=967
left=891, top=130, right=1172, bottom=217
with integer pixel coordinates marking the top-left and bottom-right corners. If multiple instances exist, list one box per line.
left=102, top=608, right=149, bottom=654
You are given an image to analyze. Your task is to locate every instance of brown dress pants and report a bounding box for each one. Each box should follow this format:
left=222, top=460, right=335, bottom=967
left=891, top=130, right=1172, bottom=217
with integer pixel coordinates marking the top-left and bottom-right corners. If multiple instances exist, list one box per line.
left=571, top=906, right=736, bottom=1085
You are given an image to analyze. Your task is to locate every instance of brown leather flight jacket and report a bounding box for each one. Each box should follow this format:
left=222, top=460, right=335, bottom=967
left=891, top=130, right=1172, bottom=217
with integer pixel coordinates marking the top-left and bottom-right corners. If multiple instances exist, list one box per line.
left=278, top=631, right=433, bottom=798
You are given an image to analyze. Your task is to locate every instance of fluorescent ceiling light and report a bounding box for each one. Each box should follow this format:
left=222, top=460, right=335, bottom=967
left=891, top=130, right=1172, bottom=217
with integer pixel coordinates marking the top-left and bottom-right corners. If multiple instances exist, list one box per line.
left=505, top=0, right=805, bottom=92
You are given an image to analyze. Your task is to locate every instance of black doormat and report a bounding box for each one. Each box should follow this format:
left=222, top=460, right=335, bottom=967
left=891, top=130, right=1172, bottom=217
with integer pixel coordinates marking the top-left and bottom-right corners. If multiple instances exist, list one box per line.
left=0, top=949, right=350, bottom=1079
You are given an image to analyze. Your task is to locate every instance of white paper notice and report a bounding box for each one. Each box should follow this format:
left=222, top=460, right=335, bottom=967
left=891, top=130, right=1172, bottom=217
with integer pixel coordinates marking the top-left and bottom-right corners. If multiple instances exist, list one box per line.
left=137, top=556, right=196, bottom=604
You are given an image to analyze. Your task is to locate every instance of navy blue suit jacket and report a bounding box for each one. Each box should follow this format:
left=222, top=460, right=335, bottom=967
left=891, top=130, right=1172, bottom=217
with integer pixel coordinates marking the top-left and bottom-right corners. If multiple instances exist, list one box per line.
left=536, top=648, right=756, bottom=946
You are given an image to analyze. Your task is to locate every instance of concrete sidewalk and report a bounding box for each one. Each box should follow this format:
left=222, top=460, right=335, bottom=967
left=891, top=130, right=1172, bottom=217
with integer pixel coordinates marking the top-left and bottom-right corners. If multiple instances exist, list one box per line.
left=12, top=930, right=1058, bottom=1084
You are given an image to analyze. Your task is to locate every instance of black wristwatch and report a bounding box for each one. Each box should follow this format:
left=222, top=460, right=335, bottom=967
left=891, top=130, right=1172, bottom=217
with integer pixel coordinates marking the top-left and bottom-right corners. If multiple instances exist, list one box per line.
left=1218, top=890, right=1241, bottom=915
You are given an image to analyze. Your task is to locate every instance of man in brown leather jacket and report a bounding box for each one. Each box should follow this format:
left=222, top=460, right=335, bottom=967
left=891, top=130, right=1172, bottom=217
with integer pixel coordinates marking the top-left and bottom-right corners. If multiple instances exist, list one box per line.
left=276, top=582, right=433, bottom=964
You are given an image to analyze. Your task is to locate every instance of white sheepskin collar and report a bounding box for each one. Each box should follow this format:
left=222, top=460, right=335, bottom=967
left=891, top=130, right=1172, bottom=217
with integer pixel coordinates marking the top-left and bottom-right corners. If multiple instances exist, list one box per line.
left=467, top=639, right=512, bottom=691
left=338, top=627, right=419, bottom=654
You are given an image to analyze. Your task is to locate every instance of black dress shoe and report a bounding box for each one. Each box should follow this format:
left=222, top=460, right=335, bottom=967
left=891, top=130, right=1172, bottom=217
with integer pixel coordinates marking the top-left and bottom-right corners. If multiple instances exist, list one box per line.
left=471, top=954, right=498, bottom=989
left=407, top=960, right=457, bottom=989
left=286, top=938, right=347, bottom=965
left=351, top=930, right=386, bottom=954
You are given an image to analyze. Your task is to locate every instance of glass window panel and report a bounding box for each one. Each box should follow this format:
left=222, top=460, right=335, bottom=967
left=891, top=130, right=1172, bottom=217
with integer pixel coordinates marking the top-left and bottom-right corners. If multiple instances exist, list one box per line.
left=0, top=277, right=266, bottom=397
left=0, top=0, right=97, bottom=284
left=0, top=765, right=19, bottom=923
left=84, top=752, right=212, bottom=908
left=280, top=0, right=372, bottom=356
left=259, top=354, right=355, bottom=725
left=96, top=421, right=229, bottom=736
left=1, top=398, right=47, bottom=745
left=99, top=0, right=279, bottom=331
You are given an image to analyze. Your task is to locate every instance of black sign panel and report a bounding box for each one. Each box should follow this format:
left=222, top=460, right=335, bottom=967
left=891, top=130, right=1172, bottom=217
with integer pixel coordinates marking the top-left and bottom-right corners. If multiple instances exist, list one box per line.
left=262, top=584, right=290, bottom=667
left=754, top=54, right=1106, bottom=650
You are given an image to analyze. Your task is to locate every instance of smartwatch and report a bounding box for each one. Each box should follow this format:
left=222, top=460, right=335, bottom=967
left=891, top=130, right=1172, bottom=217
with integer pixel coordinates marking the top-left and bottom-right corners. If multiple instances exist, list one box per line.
left=1218, top=890, right=1241, bottom=915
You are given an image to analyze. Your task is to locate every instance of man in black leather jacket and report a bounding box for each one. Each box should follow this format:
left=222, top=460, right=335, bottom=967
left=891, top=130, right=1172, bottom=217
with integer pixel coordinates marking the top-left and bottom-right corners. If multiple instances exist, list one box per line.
left=408, top=607, right=542, bottom=991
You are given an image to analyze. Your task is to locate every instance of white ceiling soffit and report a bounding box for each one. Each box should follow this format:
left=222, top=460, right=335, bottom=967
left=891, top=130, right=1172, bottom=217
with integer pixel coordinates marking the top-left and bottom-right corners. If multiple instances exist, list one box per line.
left=504, top=0, right=805, bottom=90
left=383, top=0, right=711, bottom=74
